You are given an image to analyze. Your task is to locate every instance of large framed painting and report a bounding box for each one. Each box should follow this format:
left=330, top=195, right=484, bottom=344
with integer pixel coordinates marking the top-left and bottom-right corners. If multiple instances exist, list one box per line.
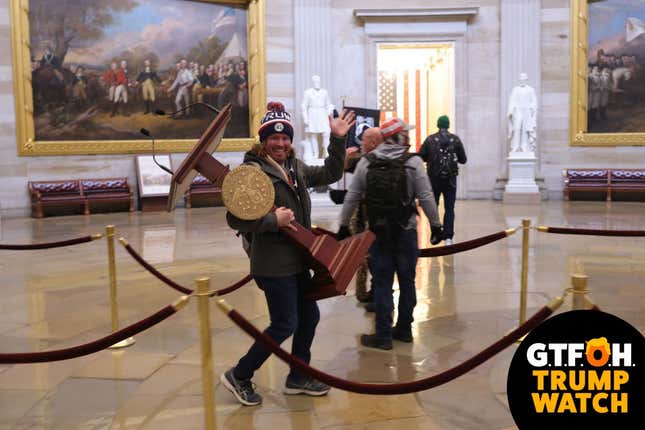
left=570, top=0, right=645, bottom=146
left=10, top=0, right=266, bottom=156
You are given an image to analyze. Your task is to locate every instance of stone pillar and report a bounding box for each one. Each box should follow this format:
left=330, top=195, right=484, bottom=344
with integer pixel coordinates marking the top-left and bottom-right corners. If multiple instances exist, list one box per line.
left=294, top=0, right=333, bottom=149
left=499, top=0, right=541, bottom=203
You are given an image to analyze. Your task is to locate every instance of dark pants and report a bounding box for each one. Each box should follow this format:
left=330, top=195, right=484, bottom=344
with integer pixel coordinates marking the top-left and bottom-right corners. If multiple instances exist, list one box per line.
left=368, top=228, right=419, bottom=339
left=234, top=272, right=320, bottom=381
left=430, top=176, right=457, bottom=239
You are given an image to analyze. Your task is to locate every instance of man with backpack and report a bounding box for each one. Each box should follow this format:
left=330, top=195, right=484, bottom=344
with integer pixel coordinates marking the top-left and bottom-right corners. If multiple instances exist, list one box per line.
left=419, top=115, right=467, bottom=245
left=337, top=118, right=443, bottom=350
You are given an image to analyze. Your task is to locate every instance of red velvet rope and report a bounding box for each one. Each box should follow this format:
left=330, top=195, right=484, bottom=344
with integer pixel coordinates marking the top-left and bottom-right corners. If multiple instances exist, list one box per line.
left=419, top=230, right=508, bottom=257
left=225, top=305, right=552, bottom=395
left=314, top=227, right=509, bottom=258
left=0, top=235, right=96, bottom=250
left=121, top=241, right=252, bottom=296
left=211, top=274, right=254, bottom=297
left=0, top=305, right=176, bottom=363
left=540, top=226, right=645, bottom=237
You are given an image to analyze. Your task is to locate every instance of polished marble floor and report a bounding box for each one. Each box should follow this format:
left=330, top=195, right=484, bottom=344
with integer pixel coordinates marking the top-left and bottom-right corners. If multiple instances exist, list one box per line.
left=0, top=200, right=643, bottom=429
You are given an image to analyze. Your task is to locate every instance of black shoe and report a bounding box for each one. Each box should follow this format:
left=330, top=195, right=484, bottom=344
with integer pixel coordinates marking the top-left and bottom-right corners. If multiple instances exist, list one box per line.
left=220, top=368, right=262, bottom=406
left=283, top=375, right=330, bottom=396
left=392, top=327, right=413, bottom=343
left=364, top=302, right=376, bottom=313
left=360, top=334, right=392, bottom=350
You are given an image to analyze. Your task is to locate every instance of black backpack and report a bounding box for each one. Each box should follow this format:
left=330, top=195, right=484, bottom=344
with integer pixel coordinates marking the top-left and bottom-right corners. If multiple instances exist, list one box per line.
left=433, top=135, right=459, bottom=179
left=365, top=153, right=416, bottom=233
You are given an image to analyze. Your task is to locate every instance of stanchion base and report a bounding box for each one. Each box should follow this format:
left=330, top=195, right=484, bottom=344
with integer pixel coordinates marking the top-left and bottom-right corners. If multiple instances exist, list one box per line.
left=109, top=337, right=136, bottom=349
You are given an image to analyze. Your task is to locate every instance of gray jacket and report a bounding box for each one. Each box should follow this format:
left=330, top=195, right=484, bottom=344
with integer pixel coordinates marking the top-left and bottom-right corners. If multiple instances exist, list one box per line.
left=227, top=135, right=346, bottom=276
left=339, top=143, right=441, bottom=229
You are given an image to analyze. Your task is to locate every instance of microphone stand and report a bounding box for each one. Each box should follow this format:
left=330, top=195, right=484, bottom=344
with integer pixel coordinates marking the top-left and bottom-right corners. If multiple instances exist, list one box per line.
left=139, top=128, right=173, bottom=175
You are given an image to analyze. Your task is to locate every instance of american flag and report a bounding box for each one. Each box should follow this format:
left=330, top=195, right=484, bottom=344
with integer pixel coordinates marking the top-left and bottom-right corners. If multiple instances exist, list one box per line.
left=211, top=8, right=236, bottom=37
left=378, top=71, right=397, bottom=112
left=378, top=69, right=428, bottom=151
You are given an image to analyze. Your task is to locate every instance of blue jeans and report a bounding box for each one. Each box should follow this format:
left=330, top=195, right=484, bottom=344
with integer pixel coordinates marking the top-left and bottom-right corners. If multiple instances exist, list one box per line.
left=368, top=228, right=419, bottom=339
left=234, top=272, right=320, bottom=381
left=430, top=176, right=457, bottom=239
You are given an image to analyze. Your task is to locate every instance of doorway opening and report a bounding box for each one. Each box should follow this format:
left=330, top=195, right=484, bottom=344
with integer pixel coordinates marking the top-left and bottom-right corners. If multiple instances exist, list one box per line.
left=377, top=43, right=455, bottom=150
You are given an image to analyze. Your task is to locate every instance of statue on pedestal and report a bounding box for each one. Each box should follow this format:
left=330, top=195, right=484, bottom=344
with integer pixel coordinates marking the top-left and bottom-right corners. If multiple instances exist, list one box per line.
left=507, top=73, right=537, bottom=155
left=301, top=75, right=334, bottom=158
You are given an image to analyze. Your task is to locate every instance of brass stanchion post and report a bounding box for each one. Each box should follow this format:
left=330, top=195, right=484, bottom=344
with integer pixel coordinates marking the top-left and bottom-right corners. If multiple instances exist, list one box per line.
left=197, top=278, right=216, bottom=430
left=519, top=218, right=531, bottom=325
left=106, top=225, right=135, bottom=349
left=571, top=274, right=588, bottom=310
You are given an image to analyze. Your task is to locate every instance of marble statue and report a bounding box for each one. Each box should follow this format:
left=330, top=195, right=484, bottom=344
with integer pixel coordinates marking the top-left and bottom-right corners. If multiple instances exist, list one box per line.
left=507, top=73, right=537, bottom=154
left=301, top=75, right=334, bottom=158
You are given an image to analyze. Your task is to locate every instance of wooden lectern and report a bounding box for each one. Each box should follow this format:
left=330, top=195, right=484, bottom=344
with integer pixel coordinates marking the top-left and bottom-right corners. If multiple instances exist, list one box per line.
left=167, top=105, right=375, bottom=300
left=167, top=104, right=232, bottom=212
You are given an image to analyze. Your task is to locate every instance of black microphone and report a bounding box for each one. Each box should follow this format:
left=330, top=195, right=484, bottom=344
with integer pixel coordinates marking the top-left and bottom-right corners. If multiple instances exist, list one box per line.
left=139, top=128, right=174, bottom=176
left=155, top=101, right=220, bottom=117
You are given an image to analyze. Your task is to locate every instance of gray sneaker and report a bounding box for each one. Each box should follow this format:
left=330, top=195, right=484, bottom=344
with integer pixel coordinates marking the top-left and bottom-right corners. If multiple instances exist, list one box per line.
left=220, top=368, right=262, bottom=406
left=283, top=375, right=331, bottom=396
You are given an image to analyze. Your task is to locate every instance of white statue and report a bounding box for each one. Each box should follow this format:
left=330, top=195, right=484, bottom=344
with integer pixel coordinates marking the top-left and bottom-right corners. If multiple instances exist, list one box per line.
left=301, top=75, right=334, bottom=158
left=507, top=73, right=537, bottom=154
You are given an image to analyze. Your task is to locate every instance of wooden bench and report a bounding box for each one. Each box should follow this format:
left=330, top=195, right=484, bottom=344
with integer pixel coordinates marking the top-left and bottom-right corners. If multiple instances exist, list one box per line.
left=29, top=180, right=86, bottom=218
left=28, top=178, right=134, bottom=218
left=609, top=169, right=645, bottom=201
left=563, top=168, right=645, bottom=201
left=184, top=175, right=223, bottom=208
left=81, top=178, right=134, bottom=214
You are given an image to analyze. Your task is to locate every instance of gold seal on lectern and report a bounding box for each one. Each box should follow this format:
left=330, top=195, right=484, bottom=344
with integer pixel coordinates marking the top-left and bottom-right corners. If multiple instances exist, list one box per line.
left=222, top=165, right=275, bottom=220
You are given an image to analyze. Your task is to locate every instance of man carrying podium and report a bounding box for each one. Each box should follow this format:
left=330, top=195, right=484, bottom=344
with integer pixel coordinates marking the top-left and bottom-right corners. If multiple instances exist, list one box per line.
left=220, top=102, right=355, bottom=406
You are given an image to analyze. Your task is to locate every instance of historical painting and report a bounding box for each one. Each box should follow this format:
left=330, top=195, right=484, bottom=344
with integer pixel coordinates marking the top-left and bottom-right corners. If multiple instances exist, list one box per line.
left=10, top=0, right=266, bottom=155
left=570, top=0, right=645, bottom=145
left=588, top=0, right=645, bottom=132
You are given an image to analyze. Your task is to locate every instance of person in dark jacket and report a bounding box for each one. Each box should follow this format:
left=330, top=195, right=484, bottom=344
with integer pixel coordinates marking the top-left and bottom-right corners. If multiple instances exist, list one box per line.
left=338, top=118, right=442, bottom=350
left=418, top=115, right=467, bottom=245
left=221, top=101, right=355, bottom=406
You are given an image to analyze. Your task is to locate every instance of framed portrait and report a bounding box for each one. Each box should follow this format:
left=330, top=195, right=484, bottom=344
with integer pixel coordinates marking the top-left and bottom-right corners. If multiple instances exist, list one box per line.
left=135, top=154, right=173, bottom=197
left=10, top=0, right=266, bottom=156
left=570, top=0, right=645, bottom=146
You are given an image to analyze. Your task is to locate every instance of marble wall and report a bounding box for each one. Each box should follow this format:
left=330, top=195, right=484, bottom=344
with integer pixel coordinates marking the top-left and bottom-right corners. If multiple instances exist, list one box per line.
left=330, top=0, right=501, bottom=199
left=1, top=0, right=644, bottom=215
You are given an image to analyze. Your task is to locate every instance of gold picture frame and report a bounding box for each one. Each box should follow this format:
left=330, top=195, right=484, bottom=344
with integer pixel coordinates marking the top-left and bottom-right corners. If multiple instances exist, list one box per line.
left=10, top=0, right=266, bottom=156
left=570, top=0, right=645, bottom=146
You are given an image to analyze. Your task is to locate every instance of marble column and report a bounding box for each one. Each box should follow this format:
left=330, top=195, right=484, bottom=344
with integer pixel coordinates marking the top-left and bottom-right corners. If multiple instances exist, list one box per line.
left=294, top=0, right=333, bottom=150
left=499, top=0, right=541, bottom=203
